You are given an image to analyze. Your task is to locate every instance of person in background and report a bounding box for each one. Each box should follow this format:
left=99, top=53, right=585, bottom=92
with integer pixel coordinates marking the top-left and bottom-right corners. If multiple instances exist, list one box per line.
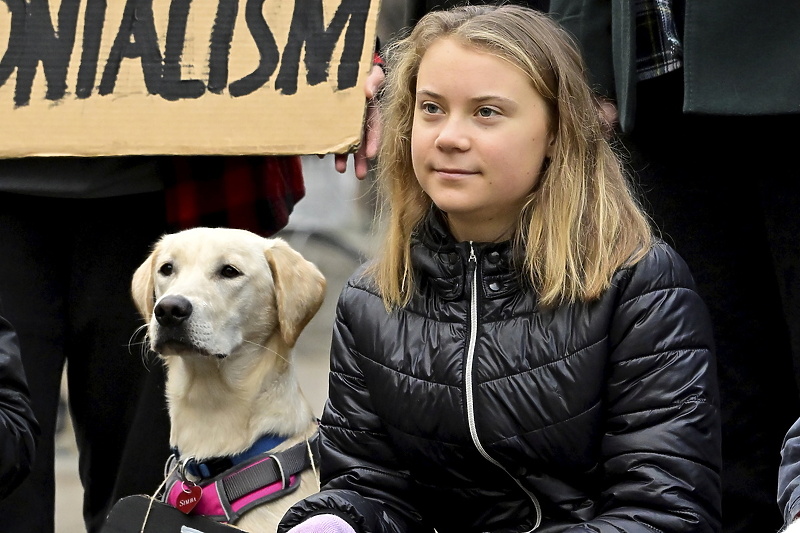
left=0, top=310, right=39, bottom=501
left=278, top=5, right=721, bottom=532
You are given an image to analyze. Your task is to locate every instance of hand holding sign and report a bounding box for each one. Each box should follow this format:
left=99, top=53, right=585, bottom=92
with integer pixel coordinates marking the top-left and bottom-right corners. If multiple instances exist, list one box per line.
left=334, top=63, right=384, bottom=180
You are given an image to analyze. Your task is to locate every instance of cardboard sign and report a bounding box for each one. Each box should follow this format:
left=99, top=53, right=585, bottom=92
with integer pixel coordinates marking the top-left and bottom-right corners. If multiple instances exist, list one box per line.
left=0, top=0, right=380, bottom=157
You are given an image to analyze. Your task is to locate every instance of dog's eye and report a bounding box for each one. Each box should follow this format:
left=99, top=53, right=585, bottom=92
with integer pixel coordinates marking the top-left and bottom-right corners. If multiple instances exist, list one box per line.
left=158, top=263, right=174, bottom=276
left=220, top=265, right=242, bottom=279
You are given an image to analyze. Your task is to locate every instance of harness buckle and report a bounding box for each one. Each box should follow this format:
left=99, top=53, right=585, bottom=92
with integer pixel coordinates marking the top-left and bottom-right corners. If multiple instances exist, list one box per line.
left=267, top=454, right=288, bottom=489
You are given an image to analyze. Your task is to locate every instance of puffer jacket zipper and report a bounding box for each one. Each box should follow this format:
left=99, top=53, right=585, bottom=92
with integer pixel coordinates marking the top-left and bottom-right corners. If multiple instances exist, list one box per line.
left=464, top=242, right=542, bottom=531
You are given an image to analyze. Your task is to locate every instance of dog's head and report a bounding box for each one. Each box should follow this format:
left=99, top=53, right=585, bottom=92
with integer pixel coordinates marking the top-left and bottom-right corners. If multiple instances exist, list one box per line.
left=131, top=228, right=326, bottom=360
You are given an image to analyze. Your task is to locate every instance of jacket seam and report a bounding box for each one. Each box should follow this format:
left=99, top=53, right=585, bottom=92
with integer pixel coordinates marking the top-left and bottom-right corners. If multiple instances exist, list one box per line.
left=335, top=358, right=463, bottom=389
left=618, top=285, right=696, bottom=307
left=482, top=336, right=606, bottom=385
left=612, top=345, right=711, bottom=365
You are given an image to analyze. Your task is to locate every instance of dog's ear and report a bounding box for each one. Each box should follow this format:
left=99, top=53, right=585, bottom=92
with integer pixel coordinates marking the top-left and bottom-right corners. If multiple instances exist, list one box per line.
left=264, top=238, right=327, bottom=347
left=131, top=241, right=160, bottom=320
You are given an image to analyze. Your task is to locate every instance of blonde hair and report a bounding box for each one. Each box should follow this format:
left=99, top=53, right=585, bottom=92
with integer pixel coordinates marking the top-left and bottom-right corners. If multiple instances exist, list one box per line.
left=370, top=4, right=653, bottom=309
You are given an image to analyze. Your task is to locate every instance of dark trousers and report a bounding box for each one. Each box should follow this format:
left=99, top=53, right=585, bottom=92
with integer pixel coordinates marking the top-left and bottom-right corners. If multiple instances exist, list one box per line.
left=626, top=71, right=800, bottom=532
left=0, top=192, right=172, bottom=532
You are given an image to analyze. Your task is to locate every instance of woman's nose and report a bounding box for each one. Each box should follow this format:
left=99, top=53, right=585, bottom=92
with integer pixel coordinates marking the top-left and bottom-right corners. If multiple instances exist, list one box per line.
left=434, top=117, right=470, bottom=151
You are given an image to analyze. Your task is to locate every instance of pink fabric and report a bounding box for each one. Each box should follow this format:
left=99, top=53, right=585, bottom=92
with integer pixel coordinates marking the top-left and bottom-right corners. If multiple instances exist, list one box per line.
left=165, top=474, right=297, bottom=518
left=191, top=483, right=226, bottom=516
left=287, top=514, right=356, bottom=533
left=229, top=475, right=296, bottom=512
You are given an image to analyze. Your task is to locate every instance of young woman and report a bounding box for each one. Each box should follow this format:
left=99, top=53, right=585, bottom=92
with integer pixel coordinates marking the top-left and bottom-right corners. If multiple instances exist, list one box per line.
left=279, top=5, right=722, bottom=532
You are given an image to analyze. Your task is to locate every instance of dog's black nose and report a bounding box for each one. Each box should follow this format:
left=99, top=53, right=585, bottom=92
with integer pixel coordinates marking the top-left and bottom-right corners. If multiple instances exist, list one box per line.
left=154, top=295, right=193, bottom=326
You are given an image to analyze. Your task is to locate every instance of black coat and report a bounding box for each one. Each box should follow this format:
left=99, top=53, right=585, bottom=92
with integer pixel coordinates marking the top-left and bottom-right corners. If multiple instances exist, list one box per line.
left=0, top=313, right=38, bottom=500
left=280, top=213, right=722, bottom=533
left=548, top=0, right=800, bottom=131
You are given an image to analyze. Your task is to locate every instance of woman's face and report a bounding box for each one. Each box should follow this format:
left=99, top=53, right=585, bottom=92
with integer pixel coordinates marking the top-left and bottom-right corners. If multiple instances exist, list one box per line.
left=411, top=37, right=554, bottom=242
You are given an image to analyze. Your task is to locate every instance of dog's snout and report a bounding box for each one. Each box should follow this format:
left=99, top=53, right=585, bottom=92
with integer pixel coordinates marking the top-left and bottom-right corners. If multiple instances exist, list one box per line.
left=154, top=295, right=193, bottom=326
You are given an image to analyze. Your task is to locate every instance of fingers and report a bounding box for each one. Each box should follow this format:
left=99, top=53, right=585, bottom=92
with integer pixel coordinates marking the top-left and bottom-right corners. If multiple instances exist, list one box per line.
left=332, top=64, right=387, bottom=179
left=364, top=102, right=381, bottom=159
left=596, top=97, right=618, bottom=139
left=365, top=64, right=385, bottom=100
left=354, top=145, right=370, bottom=180
left=334, top=153, right=348, bottom=173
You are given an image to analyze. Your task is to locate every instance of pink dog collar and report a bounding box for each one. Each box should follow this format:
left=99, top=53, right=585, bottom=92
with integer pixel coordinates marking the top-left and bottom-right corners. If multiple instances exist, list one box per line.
left=162, top=433, right=318, bottom=524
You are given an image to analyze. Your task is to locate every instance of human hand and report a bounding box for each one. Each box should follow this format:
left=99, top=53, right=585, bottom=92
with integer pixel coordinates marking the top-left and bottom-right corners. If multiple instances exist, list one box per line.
left=333, top=64, right=385, bottom=180
left=596, top=96, right=618, bottom=139
left=286, top=513, right=357, bottom=533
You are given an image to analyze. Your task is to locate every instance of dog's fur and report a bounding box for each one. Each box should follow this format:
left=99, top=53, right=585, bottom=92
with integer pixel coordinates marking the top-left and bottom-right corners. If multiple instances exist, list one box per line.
left=131, top=227, right=326, bottom=531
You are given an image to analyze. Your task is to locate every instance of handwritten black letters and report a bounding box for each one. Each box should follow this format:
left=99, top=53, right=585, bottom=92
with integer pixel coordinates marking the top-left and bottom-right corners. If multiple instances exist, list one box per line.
left=0, top=0, right=371, bottom=107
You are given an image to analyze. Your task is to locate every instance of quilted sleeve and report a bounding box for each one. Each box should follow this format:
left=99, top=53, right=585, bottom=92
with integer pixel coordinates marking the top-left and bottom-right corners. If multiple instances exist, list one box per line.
left=0, top=314, right=39, bottom=500
left=779, top=417, right=800, bottom=528
left=578, top=242, right=722, bottom=532
left=279, top=278, right=431, bottom=533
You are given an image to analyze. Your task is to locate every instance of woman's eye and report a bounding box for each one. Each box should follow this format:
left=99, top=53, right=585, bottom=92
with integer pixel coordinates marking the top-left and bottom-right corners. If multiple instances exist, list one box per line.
left=158, top=263, right=173, bottom=276
left=220, top=264, right=242, bottom=279
left=478, top=107, right=498, bottom=118
left=421, top=102, right=441, bottom=114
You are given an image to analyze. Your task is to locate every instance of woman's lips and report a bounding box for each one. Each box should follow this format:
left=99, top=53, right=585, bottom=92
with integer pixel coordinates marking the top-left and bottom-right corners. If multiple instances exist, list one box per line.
left=433, top=167, right=477, bottom=179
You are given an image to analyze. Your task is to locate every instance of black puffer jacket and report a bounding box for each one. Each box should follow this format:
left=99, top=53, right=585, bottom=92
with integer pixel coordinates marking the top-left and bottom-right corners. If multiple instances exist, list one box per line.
left=0, top=313, right=39, bottom=500
left=281, top=213, right=722, bottom=533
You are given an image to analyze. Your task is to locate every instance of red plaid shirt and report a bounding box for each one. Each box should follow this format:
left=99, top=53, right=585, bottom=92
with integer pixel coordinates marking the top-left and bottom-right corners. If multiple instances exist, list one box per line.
left=164, top=155, right=304, bottom=237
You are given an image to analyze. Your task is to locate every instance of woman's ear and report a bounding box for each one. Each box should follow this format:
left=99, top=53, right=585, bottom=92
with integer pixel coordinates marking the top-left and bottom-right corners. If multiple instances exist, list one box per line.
left=545, top=133, right=556, bottom=159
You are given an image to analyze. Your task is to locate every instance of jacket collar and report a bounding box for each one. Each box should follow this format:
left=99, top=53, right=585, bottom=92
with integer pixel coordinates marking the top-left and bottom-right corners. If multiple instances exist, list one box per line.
left=411, top=208, right=521, bottom=300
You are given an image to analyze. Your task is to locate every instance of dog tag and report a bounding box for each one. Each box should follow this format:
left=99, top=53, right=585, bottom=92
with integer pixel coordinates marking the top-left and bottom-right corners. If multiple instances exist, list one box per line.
left=176, top=484, right=203, bottom=514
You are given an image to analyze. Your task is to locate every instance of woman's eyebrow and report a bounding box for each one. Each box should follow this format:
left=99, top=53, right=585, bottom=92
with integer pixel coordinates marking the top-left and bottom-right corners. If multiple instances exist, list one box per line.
left=416, top=89, right=515, bottom=106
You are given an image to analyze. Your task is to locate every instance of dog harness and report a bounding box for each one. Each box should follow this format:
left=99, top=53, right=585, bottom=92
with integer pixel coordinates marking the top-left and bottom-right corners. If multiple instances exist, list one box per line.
left=162, top=430, right=319, bottom=524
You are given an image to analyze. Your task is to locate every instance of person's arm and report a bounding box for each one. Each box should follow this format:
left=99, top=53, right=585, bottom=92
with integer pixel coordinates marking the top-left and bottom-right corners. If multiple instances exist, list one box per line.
left=279, top=276, right=430, bottom=533
left=582, top=243, right=722, bottom=532
left=548, top=0, right=635, bottom=133
left=779, top=418, right=800, bottom=531
left=548, top=0, right=616, bottom=103
left=333, top=63, right=385, bottom=180
left=0, top=314, right=39, bottom=500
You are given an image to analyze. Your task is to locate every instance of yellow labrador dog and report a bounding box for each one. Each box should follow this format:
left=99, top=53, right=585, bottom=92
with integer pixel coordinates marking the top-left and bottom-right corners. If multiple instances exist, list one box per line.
left=131, top=227, right=326, bottom=532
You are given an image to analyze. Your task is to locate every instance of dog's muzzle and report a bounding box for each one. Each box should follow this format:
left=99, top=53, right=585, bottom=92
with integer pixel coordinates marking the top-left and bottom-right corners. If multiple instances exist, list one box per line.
left=155, top=295, right=193, bottom=327
left=151, top=295, right=218, bottom=356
